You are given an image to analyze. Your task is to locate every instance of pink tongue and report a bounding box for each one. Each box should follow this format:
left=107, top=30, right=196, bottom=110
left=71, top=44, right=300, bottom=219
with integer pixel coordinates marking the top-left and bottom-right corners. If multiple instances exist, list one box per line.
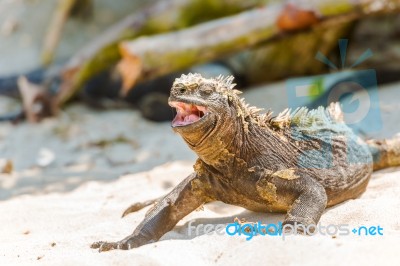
left=184, top=114, right=200, bottom=124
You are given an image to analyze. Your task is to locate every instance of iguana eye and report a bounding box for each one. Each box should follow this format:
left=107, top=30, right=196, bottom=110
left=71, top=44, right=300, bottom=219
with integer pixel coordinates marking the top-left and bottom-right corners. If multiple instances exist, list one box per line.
left=174, top=84, right=186, bottom=94
left=200, top=86, right=213, bottom=95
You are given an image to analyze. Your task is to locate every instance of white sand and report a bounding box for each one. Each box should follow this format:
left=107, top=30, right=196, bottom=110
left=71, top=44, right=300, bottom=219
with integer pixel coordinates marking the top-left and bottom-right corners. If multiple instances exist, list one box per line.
left=1, top=82, right=400, bottom=265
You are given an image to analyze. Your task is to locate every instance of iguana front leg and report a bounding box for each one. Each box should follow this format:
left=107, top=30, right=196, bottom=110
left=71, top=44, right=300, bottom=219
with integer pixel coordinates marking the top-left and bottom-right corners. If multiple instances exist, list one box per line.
left=282, top=177, right=327, bottom=233
left=91, top=172, right=212, bottom=252
left=257, top=170, right=327, bottom=233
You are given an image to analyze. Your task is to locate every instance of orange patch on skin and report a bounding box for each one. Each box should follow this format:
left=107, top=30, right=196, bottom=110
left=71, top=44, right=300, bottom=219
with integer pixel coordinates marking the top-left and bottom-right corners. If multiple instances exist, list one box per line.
left=277, top=4, right=320, bottom=32
left=272, top=168, right=299, bottom=180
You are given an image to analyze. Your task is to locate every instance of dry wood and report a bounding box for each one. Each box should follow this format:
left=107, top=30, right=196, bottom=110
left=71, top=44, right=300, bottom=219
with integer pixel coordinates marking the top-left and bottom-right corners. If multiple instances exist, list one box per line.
left=56, top=0, right=269, bottom=105
left=117, top=5, right=283, bottom=92
left=41, top=0, right=78, bottom=66
left=117, top=0, right=400, bottom=92
left=17, top=77, right=56, bottom=123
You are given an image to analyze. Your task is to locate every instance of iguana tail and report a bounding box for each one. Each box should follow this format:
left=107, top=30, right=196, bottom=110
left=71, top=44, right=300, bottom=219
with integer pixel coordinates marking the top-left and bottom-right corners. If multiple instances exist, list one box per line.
left=367, top=136, right=400, bottom=171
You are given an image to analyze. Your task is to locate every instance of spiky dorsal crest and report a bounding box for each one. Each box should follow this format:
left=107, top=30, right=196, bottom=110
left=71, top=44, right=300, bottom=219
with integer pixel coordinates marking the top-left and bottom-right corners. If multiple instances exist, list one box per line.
left=172, top=73, right=345, bottom=133
left=173, top=73, right=239, bottom=93
left=173, top=73, right=203, bottom=91
left=215, top=75, right=235, bottom=90
left=326, top=102, right=344, bottom=123
left=268, top=102, right=346, bottom=132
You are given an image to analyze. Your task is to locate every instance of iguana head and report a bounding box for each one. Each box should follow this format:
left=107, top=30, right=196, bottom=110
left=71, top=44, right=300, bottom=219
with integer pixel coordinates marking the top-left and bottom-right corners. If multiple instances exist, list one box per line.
left=168, top=73, right=242, bottom=146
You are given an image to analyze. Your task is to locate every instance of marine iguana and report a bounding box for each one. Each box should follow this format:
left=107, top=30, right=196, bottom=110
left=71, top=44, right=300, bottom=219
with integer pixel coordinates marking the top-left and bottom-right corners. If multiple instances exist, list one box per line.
left=91, top=73, right=400, bottom=252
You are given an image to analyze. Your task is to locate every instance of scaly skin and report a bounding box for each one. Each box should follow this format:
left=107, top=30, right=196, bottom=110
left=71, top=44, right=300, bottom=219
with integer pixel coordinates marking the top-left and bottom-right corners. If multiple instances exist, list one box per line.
left=91, top=73, right=400, bottom=252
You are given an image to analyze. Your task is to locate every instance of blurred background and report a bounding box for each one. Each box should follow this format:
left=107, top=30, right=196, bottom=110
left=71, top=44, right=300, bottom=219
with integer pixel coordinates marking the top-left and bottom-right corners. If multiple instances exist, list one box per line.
left=0, top=0, right=399, bottom=197
left=1, top=2, right=400, bottom=264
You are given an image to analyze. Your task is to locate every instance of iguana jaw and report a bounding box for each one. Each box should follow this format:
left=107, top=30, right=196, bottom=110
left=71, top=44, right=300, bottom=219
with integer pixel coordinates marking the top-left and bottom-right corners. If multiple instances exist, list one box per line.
left=169, top=101, right=209, bottom=128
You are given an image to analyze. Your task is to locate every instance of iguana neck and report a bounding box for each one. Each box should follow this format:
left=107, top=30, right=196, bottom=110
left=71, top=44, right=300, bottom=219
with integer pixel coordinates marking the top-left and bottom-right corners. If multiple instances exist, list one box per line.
left=190, top=111, right=289, bottom=172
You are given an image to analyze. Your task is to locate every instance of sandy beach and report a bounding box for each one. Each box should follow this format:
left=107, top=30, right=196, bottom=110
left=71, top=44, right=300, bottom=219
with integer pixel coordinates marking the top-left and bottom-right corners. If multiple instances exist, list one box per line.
left=1, top=82, right=400, bottom=265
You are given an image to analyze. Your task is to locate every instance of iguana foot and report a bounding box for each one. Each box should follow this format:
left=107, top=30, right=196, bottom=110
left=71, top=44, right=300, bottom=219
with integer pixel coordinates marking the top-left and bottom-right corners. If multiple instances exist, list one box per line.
left=91, top=241, right=121, bottom=252
left=91, top=237, right=144, bottom=252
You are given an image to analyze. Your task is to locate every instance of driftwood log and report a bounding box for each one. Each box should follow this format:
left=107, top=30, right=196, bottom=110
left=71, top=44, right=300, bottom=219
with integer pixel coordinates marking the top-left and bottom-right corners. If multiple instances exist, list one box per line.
left=6, top=0, right=399, bottom=123
left=41, top=0, right=78, bottom=66
left=116, top=0, right=400, bottom=93
left=117, top=4, right=285, bottom=93
left=56, top=0, right=270, bottom=105
left=41, top=0, right=93, bottom=66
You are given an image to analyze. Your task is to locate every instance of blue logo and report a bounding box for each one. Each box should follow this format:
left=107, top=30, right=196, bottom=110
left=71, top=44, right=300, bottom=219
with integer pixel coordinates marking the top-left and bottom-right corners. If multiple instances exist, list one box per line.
left=286, top=39, right=382, bottom=134
left=224, top=221, right=384, bottom=240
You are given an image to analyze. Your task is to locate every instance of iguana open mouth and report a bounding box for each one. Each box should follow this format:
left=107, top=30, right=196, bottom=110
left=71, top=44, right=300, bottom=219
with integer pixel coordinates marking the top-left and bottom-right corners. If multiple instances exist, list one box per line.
left=170, top=101, right=208, bottom=127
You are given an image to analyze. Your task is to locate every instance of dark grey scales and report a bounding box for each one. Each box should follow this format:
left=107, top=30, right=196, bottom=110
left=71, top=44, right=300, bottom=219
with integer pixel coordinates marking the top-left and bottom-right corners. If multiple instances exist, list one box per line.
left=91, top=73, right=400, bottom=252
